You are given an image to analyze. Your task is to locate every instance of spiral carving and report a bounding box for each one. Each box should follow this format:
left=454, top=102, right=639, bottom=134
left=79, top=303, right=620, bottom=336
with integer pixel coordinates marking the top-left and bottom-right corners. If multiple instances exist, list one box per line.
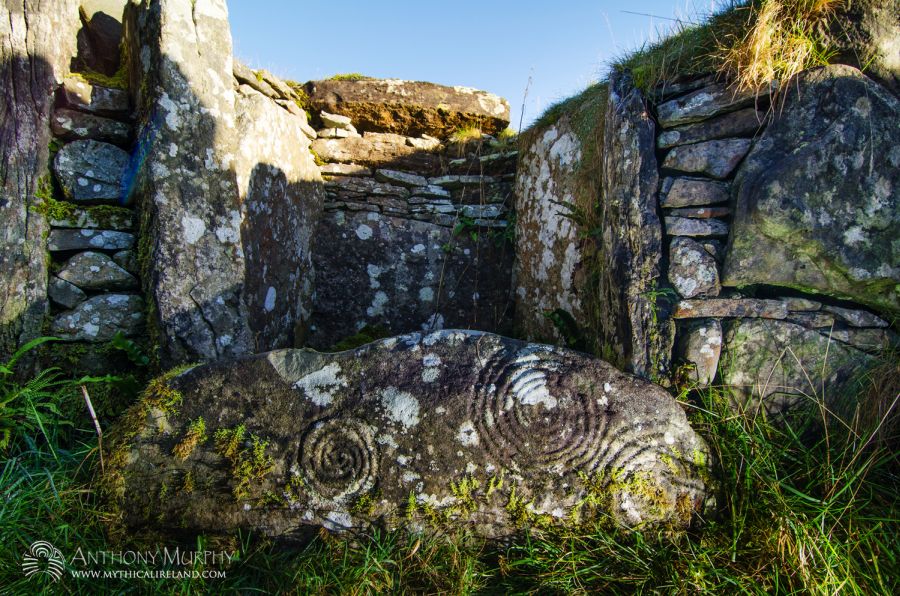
left=470, top=347, right=606, bottom=471
left=298, top=417, right=378, bottom=501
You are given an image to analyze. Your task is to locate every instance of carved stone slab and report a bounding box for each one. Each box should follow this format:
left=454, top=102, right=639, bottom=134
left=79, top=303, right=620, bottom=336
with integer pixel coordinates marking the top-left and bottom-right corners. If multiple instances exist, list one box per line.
left=107, top=331, right=712, bottom=539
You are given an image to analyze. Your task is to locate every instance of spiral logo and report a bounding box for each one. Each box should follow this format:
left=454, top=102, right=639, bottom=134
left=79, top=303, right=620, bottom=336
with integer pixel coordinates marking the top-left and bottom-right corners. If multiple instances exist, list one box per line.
left=469, top=347, right=606, bottom=472
left=299, top=418, right=379, bottom=502
left=22, top=540, right=64, bottom=582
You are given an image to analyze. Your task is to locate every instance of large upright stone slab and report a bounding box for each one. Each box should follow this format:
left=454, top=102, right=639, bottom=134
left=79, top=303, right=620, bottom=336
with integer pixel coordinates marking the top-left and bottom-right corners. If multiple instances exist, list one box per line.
left=106, top=330, right=712, bottom=539
left=304, top=78, right=510, bottom=137
left=308, top=211, right=514, bottom=348
left=598, top=72, right=672, bottom=380
left=124, top=0, right=251, bottom=364
left=234, top=86, right=324, bottom=351
left=720, top=318, right=874, bottom=415
left=723, top=65, right=900, bottom=318
left=514, top=116, right=588, bottom=343
left=0, top=0, right=80, bottom=358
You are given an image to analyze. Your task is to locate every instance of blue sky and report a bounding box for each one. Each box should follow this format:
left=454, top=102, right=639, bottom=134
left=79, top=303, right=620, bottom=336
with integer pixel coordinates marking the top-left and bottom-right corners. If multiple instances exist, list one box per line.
left=229, top=1, right=717, bottom=128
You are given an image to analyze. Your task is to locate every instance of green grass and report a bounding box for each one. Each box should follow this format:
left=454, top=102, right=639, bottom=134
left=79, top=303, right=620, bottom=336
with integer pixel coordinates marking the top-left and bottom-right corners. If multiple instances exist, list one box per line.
left=328, top=73, right=373, bottom=81
left=1, top=337, right=896, bottom=593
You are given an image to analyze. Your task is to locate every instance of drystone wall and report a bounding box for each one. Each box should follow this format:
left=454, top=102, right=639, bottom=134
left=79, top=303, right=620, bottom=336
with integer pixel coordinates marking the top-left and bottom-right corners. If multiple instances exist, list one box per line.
left=516, top=65, right=898, bottom=414
left=306, top=81, right=517, bottom=349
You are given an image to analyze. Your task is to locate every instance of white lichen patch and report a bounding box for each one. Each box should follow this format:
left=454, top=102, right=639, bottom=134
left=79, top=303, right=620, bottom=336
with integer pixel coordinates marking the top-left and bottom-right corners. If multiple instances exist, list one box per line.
left=367, top=291, right=389, bottom=317
left=380, top=387, right=420, bottom=429
left=457, top=420, right=479, bottom=446
left=181, top=215, right=206, bottom=244
left=355, top=224, right=374, bottom=240
left=293, top=362, right=346, bottom=407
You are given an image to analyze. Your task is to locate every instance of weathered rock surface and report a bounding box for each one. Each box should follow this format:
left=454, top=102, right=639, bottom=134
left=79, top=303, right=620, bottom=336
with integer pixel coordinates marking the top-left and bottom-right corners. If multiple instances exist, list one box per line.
left=659, top=177, right=729, bottom=208
left=677, top=319, right=722, bottom=387
left=723, top=65, right=900, bottom=317
left=829, top=0, right=900, bottom=95
left=233, top=86, right=324, bottom=351
left=657, top=108, right=765, bottom=149
left=514, top=116, right=588, bottom=342
left=48, top=276, right=87, bottom=309
left=57, top=251, right=138, bottom=291
left=312, top=133, right=443, bottom=173
left=720, top=318, right=874, bottom=414
left=75, top=2, right=124, bottom=76
left=664, top=217, right=728, bottom=237
left=599, top=73, right=672, bottom=379
left=56, top=75, right=129, bottom=116
left=125, top=0, right=252, bottom=364
left=51, top=107, right=131, bottom=145
left=304, top=78, right=510, bottom=137
left=656, top=82, right=770, bottom=128
left=0, top=0, right=80, bottom=357
left=51, top=293, right=144, bottom=341
left=674, top=299, right=788, bottom=320
left=661, top=138, right=751, bottom=179
left=308, top=212, right=514, bottom=348
left=47, top=205, right=135, bottom=230
left=47, top=228, right=135, bottom=252
left=669, top=238, right=720, bottom=299
left=53, top=139, right=129, bottom=202
left=106, top=330, right=712, bottom=538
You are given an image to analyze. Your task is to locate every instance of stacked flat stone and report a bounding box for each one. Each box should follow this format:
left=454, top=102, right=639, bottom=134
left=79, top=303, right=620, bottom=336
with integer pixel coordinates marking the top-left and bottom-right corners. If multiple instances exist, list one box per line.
left=232, top=61, right=318, bottom=140
left=651, top=75, right=897, bottom=410
left=308, top=113, right=518, bottom=349
left=46, top=74, right=144, bottom=343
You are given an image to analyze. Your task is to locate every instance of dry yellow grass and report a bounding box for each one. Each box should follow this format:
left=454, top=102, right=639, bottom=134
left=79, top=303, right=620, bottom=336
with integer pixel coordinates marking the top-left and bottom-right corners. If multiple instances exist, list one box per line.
left=718, top=0, right=843, bottom=90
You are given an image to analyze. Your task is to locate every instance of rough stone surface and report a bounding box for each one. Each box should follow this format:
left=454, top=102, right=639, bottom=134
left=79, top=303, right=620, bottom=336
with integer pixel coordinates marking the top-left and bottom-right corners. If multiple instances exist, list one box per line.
left=56, top=75, right=129, bottom=116
left=320, top=163, right=372, bottom=177
left=76, top=2, right=124, bottom=75
left=375, top=169, right=428, bottom=188
left=53, top=139, right=129, bottom=202
left=312, top=133, right=443, bottom=173
left=822, top=305, right=888, bottom=328
left=48, top=276, right=87, bottom=309
left=829, top=0, right=900, bottom=95
left=661, top=138, right=751, bottom=179
left=48, top=206, right=135, bottom=230
left=304, top=78, right=510, bottom=137
left=320, top=110, right=352, bottom=129
left=723, top=65, right=900, bottom=317
left=125, top=0, right=252, bottom=364
left=47, top=228, right=135, bottom=252
left=598, top=73, right=672, bottom=380
left=656, top=82, right=771, bottom=128
left=666, top=206, right=730, bottom=219
left=51, top=293, right=144, bottom=341
left=317, top=126, right=359, bottom=139
left=657, top=108, right=765, bottom=149
left=665, top=217, right=728, bottom=237
left=659, top=177, right=729, bottom=208
left=514, top=116, right=588, bottom=342
left=677, top=319, right=722, bottom=387
left=308, top=212, right=514, bottom=348
left=669, top=238, right=720, bottom=299
left=57, top=251, right=137, bottom=291
left=233, top=86, right=324, bottom=351
left=1, top=0, right=80, bottom=358
left=107, top=330, right=712, bottom=538
left=112, top=249, right=137, bottom=273
left=51, top=107, right=131, bottom=145
left=720, top=318, right=873, bottom=414
left=674, top=299, right=788, bottom=320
